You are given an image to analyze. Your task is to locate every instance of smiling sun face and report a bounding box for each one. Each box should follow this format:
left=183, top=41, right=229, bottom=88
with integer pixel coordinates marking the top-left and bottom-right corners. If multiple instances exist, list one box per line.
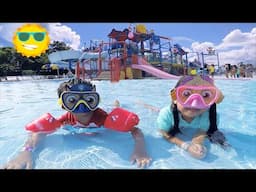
left=13, top=24, right=50, bottom=57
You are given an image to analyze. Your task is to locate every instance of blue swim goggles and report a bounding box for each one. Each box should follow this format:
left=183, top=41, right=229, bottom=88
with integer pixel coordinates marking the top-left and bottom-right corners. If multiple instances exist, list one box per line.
left=60, top=91, right=100, bottom=112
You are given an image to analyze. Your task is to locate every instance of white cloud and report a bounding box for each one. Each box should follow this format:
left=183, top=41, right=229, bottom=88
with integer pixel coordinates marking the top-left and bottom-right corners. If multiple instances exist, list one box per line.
left=191, top=42, right=215, bottom=53
left=252, top=27, right=256, bottom=34
left=182, top=47, right=192, bottom=53
left=219, top=47, right=256, bottom=65
left=0, top=23, right=25, bottom=42
left=188, top=28, right=256, bottom=65
left=47, top=23, right=81, bottom=50
left=0, top=23, right=81, bottom=50
left=217, top=28, right=256, bottom=65
left=217, top=28, right=256, bottom=50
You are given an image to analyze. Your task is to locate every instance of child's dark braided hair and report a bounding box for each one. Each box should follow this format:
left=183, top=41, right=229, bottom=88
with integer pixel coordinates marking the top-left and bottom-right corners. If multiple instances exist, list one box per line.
left=168, top=75, right=226, bottom=146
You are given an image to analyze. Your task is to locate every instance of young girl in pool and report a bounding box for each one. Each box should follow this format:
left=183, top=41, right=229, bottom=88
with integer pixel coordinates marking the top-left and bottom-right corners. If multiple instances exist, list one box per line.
left=3, top=78, right=151, bottom=169
left=157, top=75, right=229, bottom=159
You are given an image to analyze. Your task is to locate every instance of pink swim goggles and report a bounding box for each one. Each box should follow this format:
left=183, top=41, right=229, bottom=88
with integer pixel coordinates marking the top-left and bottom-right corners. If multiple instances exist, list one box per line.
left=176, top=85, right=218, bottom=109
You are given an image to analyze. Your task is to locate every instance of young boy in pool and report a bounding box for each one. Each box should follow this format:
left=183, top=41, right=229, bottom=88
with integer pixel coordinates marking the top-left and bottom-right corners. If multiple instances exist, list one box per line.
left=3, top=78, right=151, bottom=169
left=157, top=75, right=229, bottom=159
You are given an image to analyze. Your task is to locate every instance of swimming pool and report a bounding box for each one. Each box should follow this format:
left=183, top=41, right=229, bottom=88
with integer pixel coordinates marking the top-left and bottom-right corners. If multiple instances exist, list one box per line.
left=0, top=78, right=255, bottom=169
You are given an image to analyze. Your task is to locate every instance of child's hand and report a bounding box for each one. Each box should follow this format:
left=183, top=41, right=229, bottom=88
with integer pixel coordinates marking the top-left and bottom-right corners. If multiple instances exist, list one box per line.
left=113, top=100, right=120, bottom=108
left=130, top=127, right=152, bottom=168
left=3, top=151, right=33, bottom=169
left=187, top=143, right=207, bottom=159
left=182, top=142, right=207, bottom=159
left=130, top=153, right=152, bottom=168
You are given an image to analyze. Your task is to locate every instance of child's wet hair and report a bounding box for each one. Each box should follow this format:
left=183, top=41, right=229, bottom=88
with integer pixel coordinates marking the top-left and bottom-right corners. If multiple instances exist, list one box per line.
left=174, top=76, right=194, bottom=88
left=57, top=78, right=96, bottom=97
left=174, top=75, right=214, bottom=88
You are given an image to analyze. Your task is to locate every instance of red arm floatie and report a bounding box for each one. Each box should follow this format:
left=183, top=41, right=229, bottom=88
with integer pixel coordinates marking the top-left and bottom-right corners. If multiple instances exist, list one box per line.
left=25, top=113, right=62, bottom=133
left=104, top=107, right=140, bottom=132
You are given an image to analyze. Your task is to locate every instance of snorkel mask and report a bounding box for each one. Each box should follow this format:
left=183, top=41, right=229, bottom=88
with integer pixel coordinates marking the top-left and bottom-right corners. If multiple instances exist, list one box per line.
left=171, top=75, right=223, bottom=109
left=59, top=83, right=100, bottom=113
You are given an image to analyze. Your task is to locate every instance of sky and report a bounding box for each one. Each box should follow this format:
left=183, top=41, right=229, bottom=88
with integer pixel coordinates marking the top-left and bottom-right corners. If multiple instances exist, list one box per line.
left=0, top=22, right=255, bottom=66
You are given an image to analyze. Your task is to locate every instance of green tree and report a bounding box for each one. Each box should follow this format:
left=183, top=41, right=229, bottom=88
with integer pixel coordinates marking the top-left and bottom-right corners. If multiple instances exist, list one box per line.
left=0, top=47, right=18, bottom=76
left=0, top=47, right=14, bottom=64
left=47, top=40, right=71, bottom=54
left=0, top=41, right=71, bottom=76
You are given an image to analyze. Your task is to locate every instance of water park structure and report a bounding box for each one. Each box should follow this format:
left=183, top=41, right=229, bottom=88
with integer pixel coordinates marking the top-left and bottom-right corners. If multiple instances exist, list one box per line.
left=48, top=24, right=221, bottom=82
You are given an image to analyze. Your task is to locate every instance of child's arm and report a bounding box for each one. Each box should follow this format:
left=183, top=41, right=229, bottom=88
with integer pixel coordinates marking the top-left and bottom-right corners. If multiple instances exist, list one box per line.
left=135, top=100, right=160, bottom=112
left=159, top=129, right=207, bottom=159
left=3, top=132, right=46, bottom=169
left=192, top=130, right=207, bottom=145
left=113, top=100, right=120, bottom=108
left=130, top=127, right=152, bottom=168
left=3, top=113, right=63, bottom=169
left=104, top=107, right=152, bottom=168
left=159, top=129, right=185, bottom=147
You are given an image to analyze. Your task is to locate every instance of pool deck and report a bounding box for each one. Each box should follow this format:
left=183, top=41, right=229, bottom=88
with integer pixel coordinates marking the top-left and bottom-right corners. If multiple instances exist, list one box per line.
left=0, top=75, right=69, bottom=82
left=0, top=73, right=255, bottom=82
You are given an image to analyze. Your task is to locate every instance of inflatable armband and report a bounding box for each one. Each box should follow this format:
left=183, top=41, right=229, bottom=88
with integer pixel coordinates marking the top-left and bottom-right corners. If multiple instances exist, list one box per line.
left=104, top=107, right=139, bottom=132
left=25, top=113, right=62, bottom=133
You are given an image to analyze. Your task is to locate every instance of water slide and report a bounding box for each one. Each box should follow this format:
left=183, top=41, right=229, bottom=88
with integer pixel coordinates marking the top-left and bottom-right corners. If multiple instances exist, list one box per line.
left=80, top=51, right=108, bottom=60
left=48, top=50, right=82, bottom=70
left=131, top=57, right=180, bottom=79
left=48, top=50, right=82, bottom=63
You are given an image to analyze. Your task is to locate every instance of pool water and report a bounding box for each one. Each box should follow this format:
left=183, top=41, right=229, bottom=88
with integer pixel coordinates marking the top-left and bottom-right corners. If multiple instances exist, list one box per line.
left=0, top=78, right=255, bottom=169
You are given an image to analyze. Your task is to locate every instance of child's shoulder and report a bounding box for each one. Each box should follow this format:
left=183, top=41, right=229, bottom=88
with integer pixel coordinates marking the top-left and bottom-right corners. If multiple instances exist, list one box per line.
left=159, top=105, right=172, bottom=116
left=160, top=105, right=171, bottom=111
left=94, top=108, right=108, bottom=117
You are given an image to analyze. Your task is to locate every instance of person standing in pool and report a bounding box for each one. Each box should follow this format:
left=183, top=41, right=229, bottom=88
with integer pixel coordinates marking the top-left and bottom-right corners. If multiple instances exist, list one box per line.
left=157, top=75, right=229, bottom=159
left=3, top=78, right=151, bottom=169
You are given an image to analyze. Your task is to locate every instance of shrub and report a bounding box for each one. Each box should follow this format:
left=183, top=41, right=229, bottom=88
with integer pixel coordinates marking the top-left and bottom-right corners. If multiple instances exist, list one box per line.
left=22, top=70, right=35, bottom=75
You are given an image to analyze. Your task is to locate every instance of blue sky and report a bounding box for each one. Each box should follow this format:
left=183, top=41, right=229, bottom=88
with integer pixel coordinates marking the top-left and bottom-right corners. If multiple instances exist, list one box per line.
left=64, top=23, right=256, bottom=47
left=0, top=22, right=255, bottom=65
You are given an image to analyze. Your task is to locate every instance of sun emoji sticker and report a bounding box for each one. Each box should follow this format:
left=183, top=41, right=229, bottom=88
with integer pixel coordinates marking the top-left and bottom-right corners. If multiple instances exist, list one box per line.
left=13, top=24, right=50, bottom=57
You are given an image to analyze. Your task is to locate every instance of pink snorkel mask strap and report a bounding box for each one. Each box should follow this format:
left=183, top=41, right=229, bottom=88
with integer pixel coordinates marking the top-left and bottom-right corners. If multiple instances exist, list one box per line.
left=178, top=75, right=214, bottom=86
